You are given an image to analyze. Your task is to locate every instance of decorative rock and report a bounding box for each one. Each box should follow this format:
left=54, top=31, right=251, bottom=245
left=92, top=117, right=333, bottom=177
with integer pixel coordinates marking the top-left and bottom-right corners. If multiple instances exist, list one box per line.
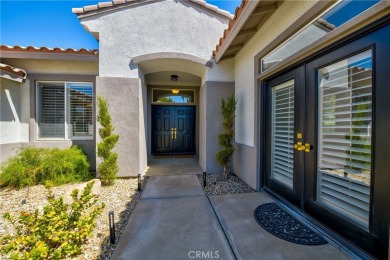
left=64, top=179, right=101, bottom=205
left=0, top=178, right=148, bottom=259
left=198, top=173, right=255, bottom=196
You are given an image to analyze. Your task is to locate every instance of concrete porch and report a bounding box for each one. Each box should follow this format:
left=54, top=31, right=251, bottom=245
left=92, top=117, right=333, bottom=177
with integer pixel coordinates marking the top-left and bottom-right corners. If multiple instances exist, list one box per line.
left=112, top=163, right=351, bottom=260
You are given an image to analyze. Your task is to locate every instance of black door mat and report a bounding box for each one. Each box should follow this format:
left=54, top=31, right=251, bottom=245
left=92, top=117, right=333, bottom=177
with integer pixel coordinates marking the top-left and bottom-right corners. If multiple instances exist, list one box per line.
left=254, top=203, right=328, bottom=245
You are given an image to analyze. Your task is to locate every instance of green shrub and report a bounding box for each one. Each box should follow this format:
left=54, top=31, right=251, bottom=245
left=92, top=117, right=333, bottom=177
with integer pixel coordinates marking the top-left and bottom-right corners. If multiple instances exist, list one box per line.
left=0, top=182, right=105, bottom=259
left=0, top=146, right=91, bottom=189
left=97, top=96, right=119, bottom=186
left=216, top=94, right=237, bottom=180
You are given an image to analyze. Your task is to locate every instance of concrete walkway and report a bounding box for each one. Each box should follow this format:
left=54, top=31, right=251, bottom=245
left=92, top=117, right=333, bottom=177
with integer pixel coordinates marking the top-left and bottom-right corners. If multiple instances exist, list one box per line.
left=112, top=160, right=351, bottom=260
left=111, top=170, right=235, bottom=259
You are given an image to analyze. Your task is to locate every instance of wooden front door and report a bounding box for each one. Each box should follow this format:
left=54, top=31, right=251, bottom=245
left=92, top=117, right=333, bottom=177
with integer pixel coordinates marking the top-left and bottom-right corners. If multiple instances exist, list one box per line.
left=152, top=105, right=195, bottom=156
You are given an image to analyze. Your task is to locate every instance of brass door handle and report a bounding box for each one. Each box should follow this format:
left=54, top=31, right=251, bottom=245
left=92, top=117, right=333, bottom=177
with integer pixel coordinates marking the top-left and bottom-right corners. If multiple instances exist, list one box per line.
left=304, top=143, right=311, bottom=152
left=293, top=142, right=312, bottom=152
left=171, top=128, right=174, bottom=139
left=293, top=142, right=305, bottom=151
left=174, top=128, right=177, bottom=139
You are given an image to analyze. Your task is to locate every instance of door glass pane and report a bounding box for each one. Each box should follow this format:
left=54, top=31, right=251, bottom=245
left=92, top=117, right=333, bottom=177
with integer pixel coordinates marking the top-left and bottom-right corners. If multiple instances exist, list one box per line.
left=317, top=50, right=372, bottom=229
left=153, top=89, right=194, bottom=103
left=271, top=79, right=295, bottom=189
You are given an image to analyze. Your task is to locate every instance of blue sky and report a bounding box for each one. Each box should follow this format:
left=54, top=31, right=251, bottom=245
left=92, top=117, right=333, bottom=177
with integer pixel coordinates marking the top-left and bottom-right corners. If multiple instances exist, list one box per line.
left=0, top=0, right=241, bottom=50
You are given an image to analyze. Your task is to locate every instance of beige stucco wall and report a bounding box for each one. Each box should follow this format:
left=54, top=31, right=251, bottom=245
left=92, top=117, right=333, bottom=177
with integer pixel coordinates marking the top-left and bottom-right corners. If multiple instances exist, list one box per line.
left=0, top=60, right=98, bottom=167
left=0, top=78, right=30, bottom=145
left=199, top=81, right=234, bottom=173
left=1, top=58, right=98, bottom=75
left=80, top=0, right=230, bottom=78
left=233, top=0, right=318, bottom=147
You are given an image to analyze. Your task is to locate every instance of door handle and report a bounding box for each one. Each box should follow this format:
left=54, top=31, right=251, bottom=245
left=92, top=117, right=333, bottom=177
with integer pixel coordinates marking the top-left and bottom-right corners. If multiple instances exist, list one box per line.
left=174, top=128, right=177, bottom=139
left=293, top=142, right=305, bottom=151
left=171, top=128, right=174, bottom=139
left=304, top=143, right=311, bottom=153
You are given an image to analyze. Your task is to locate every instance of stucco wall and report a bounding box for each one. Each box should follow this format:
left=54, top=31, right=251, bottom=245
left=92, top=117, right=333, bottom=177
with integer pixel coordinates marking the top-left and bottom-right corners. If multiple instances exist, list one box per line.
left=1, top=59, right=98, bottom=76
left=233, top=0, right=318, bottom=147
left=199, top=81, right=234, bottom=173
left=139, top=71, right=148, bottom=175
left=0, top=78, right=30, bottom=144
left=202, top=58, right=235, bottom=86
left=96, top=76, right=141, bottom=177
left=80, top=0, right=229, bottom=78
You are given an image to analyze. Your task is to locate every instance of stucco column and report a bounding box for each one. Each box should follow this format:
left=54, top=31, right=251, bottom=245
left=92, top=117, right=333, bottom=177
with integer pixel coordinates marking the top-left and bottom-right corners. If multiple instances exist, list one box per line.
left=199, top=81, right=234, bottom=173
left=96, top=76, right=145, bottom=177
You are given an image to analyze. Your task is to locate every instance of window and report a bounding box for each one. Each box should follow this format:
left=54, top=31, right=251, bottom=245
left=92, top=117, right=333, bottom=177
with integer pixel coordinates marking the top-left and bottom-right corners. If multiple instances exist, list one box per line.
left=152, top=89, right=195, bottom=104
left=261, top=0, right=380, bottom=72
left=317, top=50, right=372, bottom=229
left=37, top=82, right=94, bottom=139
left=270, top=79, right=295, bottom=189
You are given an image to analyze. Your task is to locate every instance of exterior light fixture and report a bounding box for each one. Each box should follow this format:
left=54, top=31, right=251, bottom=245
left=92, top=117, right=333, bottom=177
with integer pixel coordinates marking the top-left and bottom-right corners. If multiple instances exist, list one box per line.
left=172, top=89, right=180, bottom=94
left=171, top=74, right=179, bottom=81
left=109, top=211, right=116, bottom=244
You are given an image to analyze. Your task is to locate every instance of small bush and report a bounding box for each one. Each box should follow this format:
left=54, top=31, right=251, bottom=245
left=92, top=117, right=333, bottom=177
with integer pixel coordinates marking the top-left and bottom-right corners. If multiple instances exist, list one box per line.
left=0, top=182, right=105, bottom=259
left=0, top=146, right=91, bottom=189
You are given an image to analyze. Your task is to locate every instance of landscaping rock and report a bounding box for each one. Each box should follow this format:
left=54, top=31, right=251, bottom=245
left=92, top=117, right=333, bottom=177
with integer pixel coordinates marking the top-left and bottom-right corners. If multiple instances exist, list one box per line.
left=64, top=179, right=101, bottom=205
left=0, top=177, right=148, bottom=260
left=198, top=173, right=255, bottom=196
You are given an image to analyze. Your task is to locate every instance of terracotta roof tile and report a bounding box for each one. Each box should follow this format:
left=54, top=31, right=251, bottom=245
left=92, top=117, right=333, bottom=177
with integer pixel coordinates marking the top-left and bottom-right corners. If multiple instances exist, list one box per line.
left=0, top=45, right=98, bottom=55
left=213, top=0, right=246, bottom=58
left=72, top=0, right=234, bottom=19
left=0, top=63, right=27, bottom=79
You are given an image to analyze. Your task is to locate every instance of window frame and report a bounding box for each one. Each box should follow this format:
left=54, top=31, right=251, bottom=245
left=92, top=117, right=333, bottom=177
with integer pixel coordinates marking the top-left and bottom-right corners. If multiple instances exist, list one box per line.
left=260, top=0, right=382, bottom=73
left=36, top=81, right=94, bottom=141
left=151, top=88, right=196, bottom=105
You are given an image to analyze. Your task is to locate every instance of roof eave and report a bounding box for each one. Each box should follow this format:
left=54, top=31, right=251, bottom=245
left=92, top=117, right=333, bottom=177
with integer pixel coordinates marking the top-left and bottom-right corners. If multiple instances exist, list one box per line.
left=214, top=0, right=260, bottom=63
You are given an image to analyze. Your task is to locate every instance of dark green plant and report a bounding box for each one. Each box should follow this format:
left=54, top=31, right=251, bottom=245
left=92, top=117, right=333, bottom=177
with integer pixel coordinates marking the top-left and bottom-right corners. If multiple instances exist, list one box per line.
left=97, top=96, right=119, bottom=186
left=0, top=182, right=105, bottom=259
left=216, top=94, right=237, bottom=180
left=0, top=146, right=91, bottom=189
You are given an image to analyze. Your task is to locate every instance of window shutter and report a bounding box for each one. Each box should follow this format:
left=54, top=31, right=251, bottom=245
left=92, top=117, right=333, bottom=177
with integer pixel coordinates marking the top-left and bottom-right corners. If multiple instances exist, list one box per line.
left=67, top=84, right=93, bottom=138
left=271, top=79, right=295, bottom=189
left=317, top=50, right=372, bottom=229
left=38, top=84, right=65, bottom=138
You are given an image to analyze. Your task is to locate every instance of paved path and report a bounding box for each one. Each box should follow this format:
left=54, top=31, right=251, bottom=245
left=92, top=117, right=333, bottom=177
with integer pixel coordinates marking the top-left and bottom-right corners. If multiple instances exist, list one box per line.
left=112, top=160, right=351, bottom=260
left=111, top=172, right=235, bottom=260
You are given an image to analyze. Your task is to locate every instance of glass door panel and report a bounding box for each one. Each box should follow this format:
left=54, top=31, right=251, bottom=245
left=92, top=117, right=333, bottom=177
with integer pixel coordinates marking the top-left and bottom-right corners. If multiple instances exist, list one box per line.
left=316, top=50, right=372, bottom=229
left=271, top=79, right=295, bottom=189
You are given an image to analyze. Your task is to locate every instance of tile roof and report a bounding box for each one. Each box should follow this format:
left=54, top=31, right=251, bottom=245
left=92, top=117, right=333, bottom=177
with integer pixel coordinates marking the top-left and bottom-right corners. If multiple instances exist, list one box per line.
left=0, top=45, right=98, bottom=55
left=72, top=0, right=234, bottom=19
left=0, top=63, right=27, bottom=79
left=213, top=0, right=247, bottom=58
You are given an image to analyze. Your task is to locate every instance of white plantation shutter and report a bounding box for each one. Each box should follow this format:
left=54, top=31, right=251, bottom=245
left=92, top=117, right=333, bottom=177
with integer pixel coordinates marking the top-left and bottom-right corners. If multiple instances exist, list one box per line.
left=38, top=83, right=65, bottom=138
left=67, top=84, right=93, bottom=138
left=317, top=50, right=372, bottom=229
left=271, top=79, right=295, bottom=189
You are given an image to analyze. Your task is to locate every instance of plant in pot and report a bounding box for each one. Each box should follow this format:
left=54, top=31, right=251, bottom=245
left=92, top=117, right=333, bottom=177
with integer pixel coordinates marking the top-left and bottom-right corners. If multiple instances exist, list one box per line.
left=216, top=94, right=237, bottom=181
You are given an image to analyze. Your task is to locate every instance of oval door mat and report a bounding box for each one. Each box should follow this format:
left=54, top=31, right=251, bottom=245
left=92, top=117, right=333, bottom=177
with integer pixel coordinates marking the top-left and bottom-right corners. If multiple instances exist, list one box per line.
left=254, top=203, right=328, bottom=245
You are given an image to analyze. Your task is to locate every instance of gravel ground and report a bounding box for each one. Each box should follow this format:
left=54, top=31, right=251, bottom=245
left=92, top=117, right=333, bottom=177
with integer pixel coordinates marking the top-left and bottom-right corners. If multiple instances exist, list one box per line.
left=197, top=173, right=255, bottom=196
left=0, top=177, right=148, bottom=260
